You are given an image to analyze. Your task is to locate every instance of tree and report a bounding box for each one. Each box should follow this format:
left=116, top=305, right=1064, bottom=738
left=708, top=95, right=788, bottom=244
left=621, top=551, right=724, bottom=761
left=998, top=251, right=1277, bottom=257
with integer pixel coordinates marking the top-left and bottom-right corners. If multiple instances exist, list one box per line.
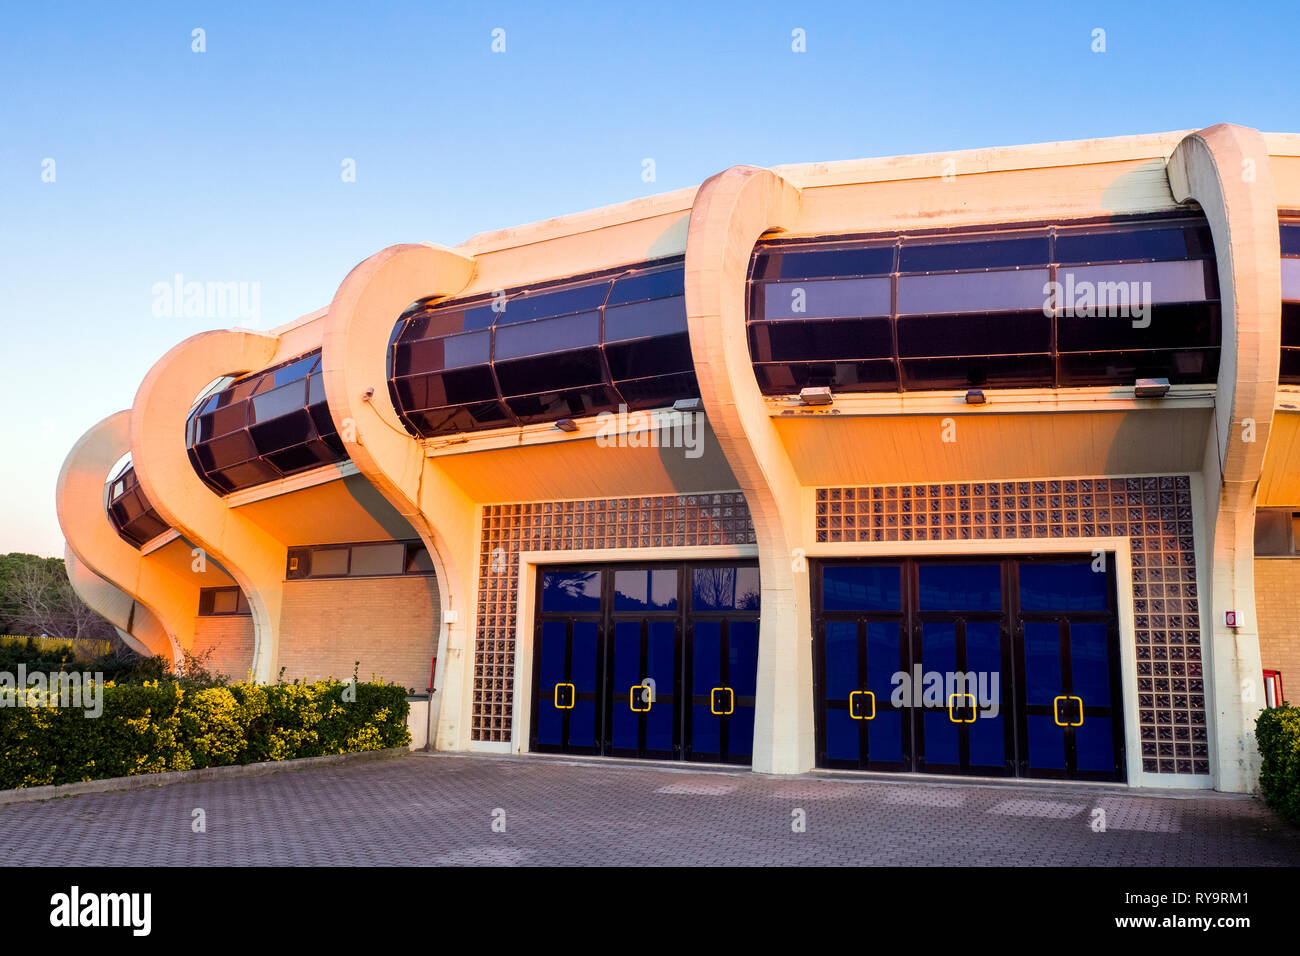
left=0, top=553, right=116, bottom=641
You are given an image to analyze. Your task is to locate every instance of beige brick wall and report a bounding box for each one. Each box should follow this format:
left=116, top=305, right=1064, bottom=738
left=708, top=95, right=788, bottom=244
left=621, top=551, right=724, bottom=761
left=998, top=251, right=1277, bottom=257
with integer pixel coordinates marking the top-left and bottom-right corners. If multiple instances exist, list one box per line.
left=192, top=616, right=256, bottom=681
left=277, top=575, right=439, bottom=692
left=1255, top=558, right=1300, bottom=701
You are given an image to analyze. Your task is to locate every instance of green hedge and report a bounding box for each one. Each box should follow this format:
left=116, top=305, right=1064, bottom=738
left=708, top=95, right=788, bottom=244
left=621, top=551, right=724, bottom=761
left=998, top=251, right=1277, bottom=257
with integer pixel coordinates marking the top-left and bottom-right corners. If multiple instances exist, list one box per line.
left=0, top=679, right=410, bottom=790
left=1255, top=705, right=1300, bottom=824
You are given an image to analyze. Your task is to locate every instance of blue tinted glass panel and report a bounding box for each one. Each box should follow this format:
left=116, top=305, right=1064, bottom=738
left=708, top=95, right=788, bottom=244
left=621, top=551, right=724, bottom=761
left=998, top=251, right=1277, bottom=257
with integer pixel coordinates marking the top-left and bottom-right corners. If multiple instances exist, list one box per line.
left=869, top=710, right=902, bottom=763
left=496, top=284, right=610, bottom=326
left=692, top=621, right=722, bottom=754
left=921, top=622, right=958, bottom=766
left=896, top=269, right=1049, bottom=315
left=824, top=621, right=858, bottom=700
left=729, top=621, right=759, bottom=697
left=1055, top=227, right=1203, bottom=265
left=692, top=567, right=760, bottom=610
left=899, top=236, right=1050, bottom=272
left=761, top=278, right=891, bottom=319
left=1027, top=715, right=1067, bottom=770
left=440, top=330, right=492, bottom=368
left=729, top=704, right=754, bottom=758
left=924, top=710, right=958, bottom=766
left=1019, top=562, right=1108, bottom=612
left=761, top=246, right=895, bottom=280
left=611, top=621, right=641, bottom=750
left=1069, top=623, right=1111, bottom=707
left=607, top=268, right=684, bottom=305
left=536, top=621, right=567, bottom=745
left=1282, top=224, right=1300, bottom=258
left=1024, top=621, right=1062, bottom=705
left=645, top=621, right=676, bottom=751
left=272, top=354, right=319, bottom=386
left=917, top=564, right=1002, bottom=611
left=494, top=311, right=600, bottom=360
left=250, top=380, right=306, bottom=422
left=823, top=565, right=901, bottom=611
left=541, top=570, right=602, bottom=613
left=569, top=621, right=599, bottom=748
left=613, top=569, right=678, bottom=611
left=603, top=297, right=688, bottom=341
left=1075, top=716, right=1115, bottom=773
left=965, top=621, right=1004, bottom=769
left=865, top=623, right=901, bottom=699
left=1061, top=260, right=1208, bottom=305
left=1282, top=259, right=1300, bottom=303
left=825, top=706, right=860, bottom=762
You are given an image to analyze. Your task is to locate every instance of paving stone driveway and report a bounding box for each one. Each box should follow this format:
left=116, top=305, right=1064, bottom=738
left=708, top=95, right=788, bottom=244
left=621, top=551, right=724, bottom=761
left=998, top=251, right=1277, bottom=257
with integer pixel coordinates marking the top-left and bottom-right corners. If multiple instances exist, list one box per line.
left=2, top=752, right=1297, bottom=866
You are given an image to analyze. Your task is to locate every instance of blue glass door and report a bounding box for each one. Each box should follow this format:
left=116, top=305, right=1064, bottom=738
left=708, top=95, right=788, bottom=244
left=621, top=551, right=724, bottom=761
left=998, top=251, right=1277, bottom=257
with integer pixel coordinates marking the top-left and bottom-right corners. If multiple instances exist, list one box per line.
left=813, top=555, right=1122, bottom=781
left=1015, top=560, right=1125, bottom=781
left=686, top=565, right=761, bottom=764
left=913, top=562, right=1013, bottom=777
left=532, top=562, right=758, bottom=763
left=607, top=619, right=679, bottom=757
left=531, top=568, right=603, bottom=755
left=815, top=564, right=910, bottom=770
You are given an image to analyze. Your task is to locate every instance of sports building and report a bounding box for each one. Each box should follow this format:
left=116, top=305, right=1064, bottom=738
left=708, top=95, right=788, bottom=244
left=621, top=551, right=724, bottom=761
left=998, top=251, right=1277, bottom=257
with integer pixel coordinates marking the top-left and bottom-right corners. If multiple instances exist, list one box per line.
left=57, top=124, right=1300, bottom=792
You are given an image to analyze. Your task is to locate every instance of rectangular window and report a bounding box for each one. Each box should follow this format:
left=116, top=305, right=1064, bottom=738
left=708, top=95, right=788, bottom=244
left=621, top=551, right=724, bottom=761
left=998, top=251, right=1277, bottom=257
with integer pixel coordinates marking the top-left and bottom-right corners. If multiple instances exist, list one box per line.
left=198, top=587, right=250, bottom=616
left=1254, top=509, right=1298, bottom=556
left=760, top=278, right=891, bottom=320
left=349, top=543, right=405, bottom=577
left=287, top=540, right=437, bottom=579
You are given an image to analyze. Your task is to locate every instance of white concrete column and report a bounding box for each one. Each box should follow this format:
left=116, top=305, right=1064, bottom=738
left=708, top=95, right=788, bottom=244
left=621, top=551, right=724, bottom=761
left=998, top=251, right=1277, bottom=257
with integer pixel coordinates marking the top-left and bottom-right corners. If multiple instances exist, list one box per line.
left=1167, top=124, right=1283, bottom=792
left=130, top=330, right=288, bottom=682
left=322, top=243, right=479, bottom=750
left=684, top=166, right=811, bottom=773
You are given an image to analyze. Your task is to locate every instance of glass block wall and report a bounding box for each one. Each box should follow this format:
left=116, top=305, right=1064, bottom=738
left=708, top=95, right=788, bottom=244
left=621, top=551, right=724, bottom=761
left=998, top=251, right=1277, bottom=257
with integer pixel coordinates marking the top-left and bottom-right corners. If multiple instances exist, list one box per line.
left=816, top=475, right=1207, bottom=775
left=474, top=492, right=756, bottom=742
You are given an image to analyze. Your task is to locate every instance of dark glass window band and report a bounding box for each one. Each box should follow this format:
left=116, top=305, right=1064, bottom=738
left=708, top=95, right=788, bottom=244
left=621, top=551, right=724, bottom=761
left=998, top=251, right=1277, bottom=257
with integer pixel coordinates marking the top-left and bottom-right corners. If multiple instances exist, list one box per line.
left=106, top=464, right=170, bottom=549
left=387, top=257, right=698, bottom=438
left=747, top=216, right=1221, bottom=394
left=185, top=349, right=348, bottom=495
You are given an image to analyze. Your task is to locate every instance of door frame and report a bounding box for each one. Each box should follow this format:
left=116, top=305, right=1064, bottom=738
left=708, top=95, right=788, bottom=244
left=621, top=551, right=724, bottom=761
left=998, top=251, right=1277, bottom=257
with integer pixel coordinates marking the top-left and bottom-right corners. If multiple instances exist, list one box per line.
left=513, top=545, right=759, bottom=757
left=811, top=549, right=1136, bottom=783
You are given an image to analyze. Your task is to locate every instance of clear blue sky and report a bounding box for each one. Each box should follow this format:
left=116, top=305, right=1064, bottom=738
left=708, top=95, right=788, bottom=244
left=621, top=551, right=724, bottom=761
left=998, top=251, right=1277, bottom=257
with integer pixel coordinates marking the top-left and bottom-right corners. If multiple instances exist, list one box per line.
left=2, top=0, right=1296, bottom=557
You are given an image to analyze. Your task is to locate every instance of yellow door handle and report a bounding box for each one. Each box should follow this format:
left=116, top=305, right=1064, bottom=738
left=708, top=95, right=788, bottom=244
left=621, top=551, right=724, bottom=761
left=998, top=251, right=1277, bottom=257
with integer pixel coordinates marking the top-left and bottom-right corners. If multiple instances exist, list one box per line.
left=554, top=682, right=575, bottom=709
left=1053, top=695, right=1084, bottom=727
left=710, top=687, right=734, bottom=715
left=849, top=690, right=876, bottom=720
left=948, top=693, right=977, bottom=723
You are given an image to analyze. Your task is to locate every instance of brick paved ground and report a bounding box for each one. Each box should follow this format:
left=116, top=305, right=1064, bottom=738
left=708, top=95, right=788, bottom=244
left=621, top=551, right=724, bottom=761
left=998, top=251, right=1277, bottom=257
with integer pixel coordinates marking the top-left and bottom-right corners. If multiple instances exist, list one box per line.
left=2, top=752, right=1297, bottom=866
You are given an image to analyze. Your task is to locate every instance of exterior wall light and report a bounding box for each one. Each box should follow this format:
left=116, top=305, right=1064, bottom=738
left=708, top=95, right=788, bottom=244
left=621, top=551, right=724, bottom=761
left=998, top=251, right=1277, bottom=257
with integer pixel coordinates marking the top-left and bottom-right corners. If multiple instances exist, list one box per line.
left=798, top=386, right=833, bottom=406
left=1134, top=377, right=1171, bottom=399
left=965, top=389, right=986, bottom=405
left=672, top=398, right=703, bottom=412
left=555, top=419, right=579, bottom=432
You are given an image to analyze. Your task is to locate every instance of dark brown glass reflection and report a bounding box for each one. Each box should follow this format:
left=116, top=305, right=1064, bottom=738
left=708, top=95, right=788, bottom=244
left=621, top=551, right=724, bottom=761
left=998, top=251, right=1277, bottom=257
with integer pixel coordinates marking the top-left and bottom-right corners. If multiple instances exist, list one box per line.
left=106, top=465, right=170, bottom=548
left=186, top=349, right=348, bottom=495
left=387, top=258, right=699, bottom=438
left=747, top=215, right=1221, bottom=395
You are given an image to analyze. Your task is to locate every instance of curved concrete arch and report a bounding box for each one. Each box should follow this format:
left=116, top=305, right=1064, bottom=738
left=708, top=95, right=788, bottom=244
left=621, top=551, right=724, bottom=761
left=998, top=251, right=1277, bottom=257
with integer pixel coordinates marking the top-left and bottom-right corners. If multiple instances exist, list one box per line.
left=1167, top=123, right=1283, bottom=791
left=65, top=548, right=172, bottom=660
left=322, top=242, right=478, bottom=749
left=130, top=330, right=284, bottom=681
left=56, top=410, right=205, bottom=666
left=684, top=166, right=808, bottom=773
